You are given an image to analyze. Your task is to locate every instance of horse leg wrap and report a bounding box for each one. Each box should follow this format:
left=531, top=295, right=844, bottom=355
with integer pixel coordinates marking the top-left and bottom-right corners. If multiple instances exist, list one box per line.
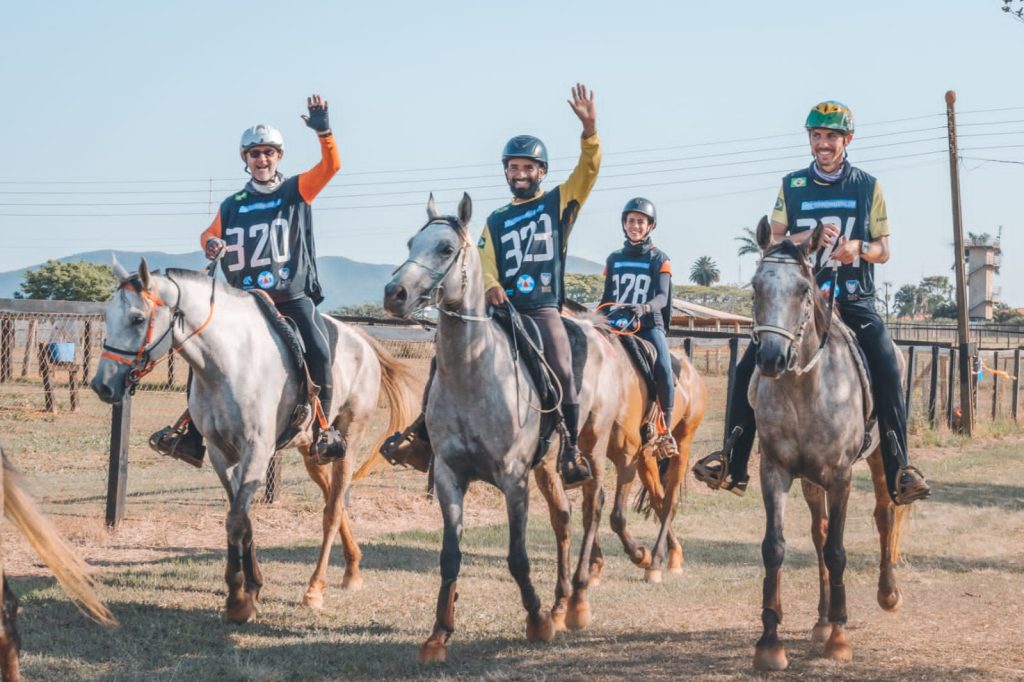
left=433, top=580, right=458, bottom=640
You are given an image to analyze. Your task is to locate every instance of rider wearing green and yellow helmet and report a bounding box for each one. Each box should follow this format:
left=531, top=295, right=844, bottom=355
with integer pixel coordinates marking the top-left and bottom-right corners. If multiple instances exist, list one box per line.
left=692, top=100, right=930, bottom=506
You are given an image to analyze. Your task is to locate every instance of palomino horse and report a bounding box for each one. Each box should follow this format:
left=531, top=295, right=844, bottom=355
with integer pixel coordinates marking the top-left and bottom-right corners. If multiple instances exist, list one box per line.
left=747, top=217, right=909, bottom=671
left=90, top=261, right=416, bottom=621
left=0, top=447, right=115, bottom=682
left=383, top=194, right=624, bottom=662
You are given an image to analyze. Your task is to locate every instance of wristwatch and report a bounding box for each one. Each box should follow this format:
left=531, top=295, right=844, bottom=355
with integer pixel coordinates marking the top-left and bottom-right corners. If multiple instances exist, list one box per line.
left=859, top=240, right=870, bottom=256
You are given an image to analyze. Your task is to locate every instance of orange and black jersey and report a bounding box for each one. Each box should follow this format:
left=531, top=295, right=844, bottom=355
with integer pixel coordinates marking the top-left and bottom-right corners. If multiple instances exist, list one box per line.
left=200, top=134, right=340, bottom=303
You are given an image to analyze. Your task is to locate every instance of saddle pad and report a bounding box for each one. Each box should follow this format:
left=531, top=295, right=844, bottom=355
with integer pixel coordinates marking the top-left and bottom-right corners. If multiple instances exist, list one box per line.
left=561, top=316, right=588, bottom=396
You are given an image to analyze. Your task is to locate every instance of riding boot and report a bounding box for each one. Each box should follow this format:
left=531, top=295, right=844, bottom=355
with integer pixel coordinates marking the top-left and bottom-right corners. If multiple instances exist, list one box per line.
left=380, top=414, right=434, bottom=473
left=885, top=430, right=930, bottom=505
left=559, top=403, right=592, bottom=489
left=149, top=410, right=205, bottom=468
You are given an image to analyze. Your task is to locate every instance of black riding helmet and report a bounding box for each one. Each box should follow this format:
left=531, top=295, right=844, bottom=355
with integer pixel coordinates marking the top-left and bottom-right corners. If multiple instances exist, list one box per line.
left=621, top=197, right=657, bottom=234
left=502, top=135, right=549, bottom=169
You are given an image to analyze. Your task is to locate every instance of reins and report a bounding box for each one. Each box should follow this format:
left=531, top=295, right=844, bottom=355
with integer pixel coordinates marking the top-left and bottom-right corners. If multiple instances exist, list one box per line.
left=751, top=255, right=838, bottom=376
left=101, top=268, right=217, bottom=394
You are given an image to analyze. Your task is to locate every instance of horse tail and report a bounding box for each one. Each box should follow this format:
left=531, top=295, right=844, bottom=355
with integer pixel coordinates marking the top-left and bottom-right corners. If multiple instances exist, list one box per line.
left=2, top=451, right=116, bottom=626
left=889, top=501, right=912, bottom=563
left=631, top=453, right=670, bottom=518
left=350, top=330, right=419, bottom=481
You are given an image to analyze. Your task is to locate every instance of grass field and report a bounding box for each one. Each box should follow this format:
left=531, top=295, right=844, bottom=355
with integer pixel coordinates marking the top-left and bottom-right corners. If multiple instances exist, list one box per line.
left=1, top=368, right=1023, bottom=680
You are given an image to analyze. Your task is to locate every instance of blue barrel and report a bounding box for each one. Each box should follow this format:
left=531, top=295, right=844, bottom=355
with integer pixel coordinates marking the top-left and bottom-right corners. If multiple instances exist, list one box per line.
left=47, top=342, right=76, bottom=363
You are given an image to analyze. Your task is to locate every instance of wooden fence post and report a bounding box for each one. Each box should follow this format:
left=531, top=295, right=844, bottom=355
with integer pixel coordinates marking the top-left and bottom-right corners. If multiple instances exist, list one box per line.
left=992, top=351, right=1000, bottom=421
left=905, top=346, right=916, bottom=422
left=21, top=319, right=36, bottom=378
left=1013, top=348, right=1021, bottom=424
left=928, top=345, right=940, bottom=429
left=38, top=343, right=55, bottom=412
left=0, top=317, right=12, bottom=383
left=947, top=348, right=957, bottom=429
left=105, top=395, right=131, bottom=528
left=82, top=319, right=93, bottom=381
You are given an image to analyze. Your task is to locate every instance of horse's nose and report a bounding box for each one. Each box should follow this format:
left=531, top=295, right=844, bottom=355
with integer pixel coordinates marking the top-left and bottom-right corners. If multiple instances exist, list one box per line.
left=90, top=376, right=116, bottom=403
left=383, top=282, right=407, bottom=314
left=756, top=344, right=787, bottom=378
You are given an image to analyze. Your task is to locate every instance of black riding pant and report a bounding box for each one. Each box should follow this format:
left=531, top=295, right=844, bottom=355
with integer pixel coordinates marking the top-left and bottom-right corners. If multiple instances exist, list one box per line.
left=727, top=299, right=908, bottom=487
left=522, top=306, right=581, bottom=446
left=275, top=296, right=334, bottom=418
left=638, top=327, right=674, bottom=426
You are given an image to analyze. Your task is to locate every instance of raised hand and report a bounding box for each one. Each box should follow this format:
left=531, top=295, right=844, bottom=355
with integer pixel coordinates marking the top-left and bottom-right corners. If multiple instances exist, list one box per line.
left=567, top=82, right=596, bottom=138
left=302, top=94, right=331, bottom=134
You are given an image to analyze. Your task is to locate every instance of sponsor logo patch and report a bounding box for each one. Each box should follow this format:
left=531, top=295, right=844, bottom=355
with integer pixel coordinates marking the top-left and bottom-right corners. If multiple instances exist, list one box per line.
left=790, top=177, right=807, bottom=188
left=234, top=191, right=249, bottom=201
left=257, top=271, right=275, bottom=289
left=845, top=280, right=860, bottom=295
left=516, top=274, right=535, bottom=294
left=279, top=267, right=290, bottom=281
left=242, top=276, right=254, bottom=289
left=774, top=196, right=784, bottom=211
left=800, top=199, right=856, bottom=211
left=477, top=236, right=486, bottom=249
left=539, top=272, right=552, bottom=286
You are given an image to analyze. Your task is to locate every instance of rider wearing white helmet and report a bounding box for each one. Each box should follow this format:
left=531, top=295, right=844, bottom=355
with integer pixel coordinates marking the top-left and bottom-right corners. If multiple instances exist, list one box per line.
left=151, top=94, right=345, bottom=466
left=692, top=101, right=930, bottom=505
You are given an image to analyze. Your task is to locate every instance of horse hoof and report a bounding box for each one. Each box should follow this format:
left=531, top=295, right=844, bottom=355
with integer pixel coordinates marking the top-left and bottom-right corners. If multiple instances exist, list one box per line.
left=418, top=640, right=447, bottom=663
left=633, top=547, right=653, bottom=569
left=644, top=568, right=663, bottom=584
left=526, top=613, right=555, bottom=642
left=811, top=622, right=831, bottom=644
left=342, top=574, right=364, bottom=592
left=878, top=587, right=903, bottom=612
left=566, top=601, right=592, bottom=631
left=225, top=601, right=257, bottom=624
left=550, top=607, right=567, bottom=633
left=824, top=631, right=853, bottom=662
left=753, top=645, right=789, bottom=671
left=302, top=589, right=324, bottom=610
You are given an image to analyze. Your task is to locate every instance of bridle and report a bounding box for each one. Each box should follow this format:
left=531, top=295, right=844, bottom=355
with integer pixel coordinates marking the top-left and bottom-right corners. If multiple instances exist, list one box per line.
left=751, top=254, right=838, bottom=376
left=100, top=271, right=216, bottom=394
left=395, top=215, right=490, bottom=323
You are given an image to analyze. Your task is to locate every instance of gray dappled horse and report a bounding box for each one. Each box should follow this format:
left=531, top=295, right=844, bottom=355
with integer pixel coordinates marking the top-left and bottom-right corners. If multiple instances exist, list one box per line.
left=747, top=217, right=910, bottom=671
left=91, top=260, right=416, bottom=621
left=384, top=194, right=624, bottom=662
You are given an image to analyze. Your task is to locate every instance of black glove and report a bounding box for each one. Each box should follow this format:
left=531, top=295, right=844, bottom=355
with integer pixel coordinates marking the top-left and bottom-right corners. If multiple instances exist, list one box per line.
left=304, top=102, right=330, bottom=133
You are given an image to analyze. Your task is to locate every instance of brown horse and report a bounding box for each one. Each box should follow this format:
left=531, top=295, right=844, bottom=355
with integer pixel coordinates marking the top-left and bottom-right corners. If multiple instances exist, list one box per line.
left=0, top=447, right=115, bottom=682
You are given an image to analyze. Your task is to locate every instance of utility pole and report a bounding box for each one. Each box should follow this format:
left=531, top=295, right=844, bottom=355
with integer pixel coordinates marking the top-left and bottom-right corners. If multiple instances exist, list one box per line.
left=945, top=90, right=975, bottom=435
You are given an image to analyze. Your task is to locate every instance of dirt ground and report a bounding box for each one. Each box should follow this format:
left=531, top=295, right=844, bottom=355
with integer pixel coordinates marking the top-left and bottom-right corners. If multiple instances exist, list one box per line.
left=0, top=424, right=1021, bottom=681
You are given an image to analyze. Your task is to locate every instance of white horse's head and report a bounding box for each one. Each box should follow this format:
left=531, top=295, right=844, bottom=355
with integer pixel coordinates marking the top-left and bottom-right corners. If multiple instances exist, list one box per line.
left=384, top=193, right=473, bottom=318
left=90, top=257, right=177, bottom=403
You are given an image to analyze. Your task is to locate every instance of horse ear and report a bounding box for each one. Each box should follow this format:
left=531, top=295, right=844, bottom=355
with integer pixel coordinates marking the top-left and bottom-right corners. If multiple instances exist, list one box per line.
left=755, top=215, right=772, bottom=251
left=457, top=192, right=472, bottom=227
left=427, top=193, right=440, bottom=220
left=803, top=220, right=827, bottom=256
left=139, top=258, right=152, bottom=290
left=112, top=255, right=129, bottom=281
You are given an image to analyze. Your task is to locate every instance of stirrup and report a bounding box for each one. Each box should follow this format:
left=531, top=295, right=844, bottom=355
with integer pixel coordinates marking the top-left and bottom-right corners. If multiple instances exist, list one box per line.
left=380, top=415, right=428, bottom=466
left=560, top=446, right=592, bottom=491
left=312, top=428, right=347, bottom=465
left=149, top=414, right=204, bottom=469
left=653, top=433, right=679, bottom=461
left=894, top=465, right=930, bottom=505
left=692, top=450, right=728, bottom=490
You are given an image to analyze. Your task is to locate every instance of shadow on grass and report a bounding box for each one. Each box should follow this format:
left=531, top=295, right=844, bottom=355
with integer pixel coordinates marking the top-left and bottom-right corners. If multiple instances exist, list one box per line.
left=853, top=476, right=1024, bottom=512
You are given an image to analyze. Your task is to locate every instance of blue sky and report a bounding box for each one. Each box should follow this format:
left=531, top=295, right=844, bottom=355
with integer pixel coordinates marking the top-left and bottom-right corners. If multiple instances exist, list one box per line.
left=4, top=1, right=1023, bottom=305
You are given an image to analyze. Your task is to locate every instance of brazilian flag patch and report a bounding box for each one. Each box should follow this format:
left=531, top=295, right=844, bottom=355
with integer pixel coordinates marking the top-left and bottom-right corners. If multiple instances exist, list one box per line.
left=477, top=236, right=486, bottom=249
left=774, top=197, right=784, bottom=211
left=789, top=177, right=807, bottom=188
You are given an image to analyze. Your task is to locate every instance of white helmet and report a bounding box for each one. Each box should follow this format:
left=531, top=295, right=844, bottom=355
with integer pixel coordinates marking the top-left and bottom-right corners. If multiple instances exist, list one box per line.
left=239, top=124, right=284, bottom=157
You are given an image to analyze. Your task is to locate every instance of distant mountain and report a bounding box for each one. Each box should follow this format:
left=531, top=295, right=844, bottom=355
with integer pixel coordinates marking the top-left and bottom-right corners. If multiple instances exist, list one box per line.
left=0, top=250, right=605, bottom=310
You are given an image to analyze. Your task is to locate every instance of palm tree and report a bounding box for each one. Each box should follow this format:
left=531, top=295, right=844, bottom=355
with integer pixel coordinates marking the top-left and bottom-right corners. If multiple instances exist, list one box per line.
left=689, top=256, right=721, bottom=286
left=735, top=227, right=760, bottom=257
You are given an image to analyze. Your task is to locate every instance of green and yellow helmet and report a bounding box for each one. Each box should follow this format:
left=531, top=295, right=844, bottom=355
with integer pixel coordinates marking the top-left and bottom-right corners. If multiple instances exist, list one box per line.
left=805, top=101, right=854, bottom=134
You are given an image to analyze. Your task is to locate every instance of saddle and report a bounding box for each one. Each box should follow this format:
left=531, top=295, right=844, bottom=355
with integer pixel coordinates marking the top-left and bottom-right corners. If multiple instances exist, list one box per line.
left=490, top=305, right=588, bottom=468
left=248, top=291, right=322, bottom=449
left=617, top=334, right=683, bottom=444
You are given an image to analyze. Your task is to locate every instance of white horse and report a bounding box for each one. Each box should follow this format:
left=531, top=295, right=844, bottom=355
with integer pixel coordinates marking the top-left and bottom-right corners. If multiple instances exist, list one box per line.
left=90, top=260, right=417, bottom=621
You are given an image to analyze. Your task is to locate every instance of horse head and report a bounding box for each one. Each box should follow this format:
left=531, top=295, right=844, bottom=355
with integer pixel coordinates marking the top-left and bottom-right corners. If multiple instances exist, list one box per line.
left=384, top=193, right=474, bottom=319
left=90, top=257, right=177, bottom=403
left=751, top=216, right=828, bottom=378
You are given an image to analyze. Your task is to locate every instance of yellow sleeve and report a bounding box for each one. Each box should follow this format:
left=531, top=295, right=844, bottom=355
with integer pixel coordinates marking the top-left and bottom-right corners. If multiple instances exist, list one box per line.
left=559, top=133, right=602, bottom=236
left=869, top=181, right=890, bottom=239
left=770, top=187, right=788, bottom=227
left=478, top=225, right=502, bottom=292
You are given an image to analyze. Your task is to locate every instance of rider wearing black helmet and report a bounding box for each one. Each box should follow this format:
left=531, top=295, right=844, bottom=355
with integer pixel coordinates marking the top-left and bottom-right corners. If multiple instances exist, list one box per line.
left=150, top=94, right=347, bottom=467
left=478, top=83, right=602, bottom=486
left=691, top=100, right=930, bottom=506
left=599, top=197, right=677, bottom=457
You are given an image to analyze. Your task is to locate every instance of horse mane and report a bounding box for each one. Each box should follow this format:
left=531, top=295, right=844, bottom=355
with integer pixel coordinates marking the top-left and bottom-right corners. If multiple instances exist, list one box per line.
left=760, top=240, right=831, bottom=333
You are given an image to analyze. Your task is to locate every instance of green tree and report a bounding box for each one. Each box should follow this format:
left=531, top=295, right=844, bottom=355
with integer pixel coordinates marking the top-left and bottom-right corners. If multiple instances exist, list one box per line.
left=688, top=256, right=721, bottom=286
left=735, top=227, right=760, bottom=257
left=564, top=273, right=605, bottom=305
left=16, top=260, right=116, bottom=301
left=330, top=302, right=389, bottom=318
left=993, top=302, right=1024, bottom=324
